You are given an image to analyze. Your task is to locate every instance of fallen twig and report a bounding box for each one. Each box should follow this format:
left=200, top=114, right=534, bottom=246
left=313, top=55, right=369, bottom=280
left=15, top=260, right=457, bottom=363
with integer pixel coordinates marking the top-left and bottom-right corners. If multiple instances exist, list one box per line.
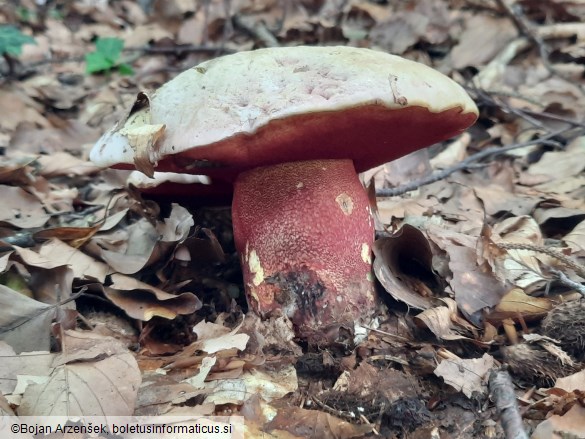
left=489, top=369, right=529, bottom=439
left=376, top=127, right=578, bottom=197
left=495, top=242, right=585, bottom=280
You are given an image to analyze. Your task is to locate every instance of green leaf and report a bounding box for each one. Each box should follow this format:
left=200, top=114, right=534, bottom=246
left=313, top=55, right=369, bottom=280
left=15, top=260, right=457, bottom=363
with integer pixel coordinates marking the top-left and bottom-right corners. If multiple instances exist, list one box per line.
left=95, top=37, right=124, bottom=63
left=117, top=63, right=134, bottom=76
left=0, top=25, right=36, bottom=57
left=85, top=51, right=114, bottom=74
left=85, top=37, right=129, bottom=74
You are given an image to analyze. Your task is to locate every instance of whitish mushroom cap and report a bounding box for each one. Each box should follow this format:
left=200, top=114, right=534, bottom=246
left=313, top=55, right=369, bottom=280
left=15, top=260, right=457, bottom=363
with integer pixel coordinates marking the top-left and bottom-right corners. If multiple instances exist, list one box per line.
left=127, top=171, right=211, bottom=189
left=91, top=46, right=478, bottom=177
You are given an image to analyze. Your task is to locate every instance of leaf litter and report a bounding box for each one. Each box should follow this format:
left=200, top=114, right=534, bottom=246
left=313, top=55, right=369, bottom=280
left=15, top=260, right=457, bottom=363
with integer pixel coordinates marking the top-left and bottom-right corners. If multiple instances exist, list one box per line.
left=0, top=0, right=584, bottom=437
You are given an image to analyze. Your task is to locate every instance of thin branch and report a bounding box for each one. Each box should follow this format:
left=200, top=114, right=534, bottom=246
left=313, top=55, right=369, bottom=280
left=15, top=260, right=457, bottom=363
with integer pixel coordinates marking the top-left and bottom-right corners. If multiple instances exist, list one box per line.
left=495, top=242, right=585, bottom=280
left=376, top=128, right=578, bottom=197
left=551, top=270, right=585, bottom=297
left=489, top=369, right=529, bottom=439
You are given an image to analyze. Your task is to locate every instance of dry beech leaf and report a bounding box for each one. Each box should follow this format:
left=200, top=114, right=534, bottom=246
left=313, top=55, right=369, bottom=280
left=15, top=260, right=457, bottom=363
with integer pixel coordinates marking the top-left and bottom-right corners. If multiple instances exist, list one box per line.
left=564, top=218, right=585, bottom=252
left=204, top=364, right=298, bottom=406
left=183, top=356, right=217, bottom=389
left=98, top=208, right=129, bottom=232
left=486, top=288, right=554, bottom=323
left=100, top=218, right=159, bottom=274
left=414, top=298, right=472, bottom=341
left=373, top=225, right=440, bottom=310
left=265, top=406, right=372, bottom=439
left=14, top=239, right=109, bottom=282
left=0, top=341, right=47, bottom=395
left=532, top=404, right=585, bottom=439
left=33, top=225, right=101, bottom=248
left=450, top=15, right=518, bottom=68
left=18, top=331, right=141, bottom=416
left=427, top=226, right=508, bottom=320
left=105, top=273, right=202, bottom=321
left=157, top=203, right=194, bottom=243
left=491, top=216, right=548, bottom=290
left=35, top=152, right=100, bottom=177
left=0, top=156, right=36, bottom=185
left=0, top=186, right=50, bottom=228
left=554, top=369, right=585, bottom=392
left=434, top=353, right=495, bottom=398
left=0, top=285, right=55, bottom=353
left=191, top=320, right=249, bottom=354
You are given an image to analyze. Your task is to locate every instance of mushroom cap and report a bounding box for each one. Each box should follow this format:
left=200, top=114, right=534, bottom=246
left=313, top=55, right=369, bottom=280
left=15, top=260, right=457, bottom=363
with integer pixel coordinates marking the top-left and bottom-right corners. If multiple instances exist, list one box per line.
left=127, top=171, right=233, bottom=205
left=91, top=46, right=478, bottom=178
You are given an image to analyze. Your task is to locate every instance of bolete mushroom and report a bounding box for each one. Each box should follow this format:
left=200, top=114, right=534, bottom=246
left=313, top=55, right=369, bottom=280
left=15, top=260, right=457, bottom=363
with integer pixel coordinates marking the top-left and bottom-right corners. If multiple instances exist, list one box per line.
left=91, top=46, right=478, bottom=344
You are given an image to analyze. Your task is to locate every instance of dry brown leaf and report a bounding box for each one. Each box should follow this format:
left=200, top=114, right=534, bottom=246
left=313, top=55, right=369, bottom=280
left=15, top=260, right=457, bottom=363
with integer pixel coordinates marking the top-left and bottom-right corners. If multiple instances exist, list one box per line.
left=450, top=15, right=518, bottom=69
left=204, top=364, right=298, bottom=405
left=434, top=353, right=495, bottom=398
left=192, top=320, right=249, bottom=354
left=491, top=216, right=549, bottom=290
left=373, top=225, right=440, bottom=310
left=10, top=120, right=99, bottom=155
left=564, top=219, right=585, bottom=253
left=15, top=239, right=109, bottom=282
left=532, top=404, right=585, bottom=439
left=100, top=218, right=159, bottom=274
left=414, top=298, right=473, bottom=341
left=487, top=288, right=554, bottom=323
left=0, top=285, right=55, bottom=353
left=0, top=342, right=55, bottom=397
left=105, top=273, right=202, bottom=321
left=33, top=225, right=101, bottom=248
left=0, top=186, right=50, bottom=228
left=528, top=139, right=585, bottom=179
left=18, top=332, right=141, bottom=416
left=554, top=369, right=585, bottom=393
left=427, top=226, right=508, bottom=318
left=35, top=152, right=100, bottom=177
left=265, top=406, right=372, bottom=439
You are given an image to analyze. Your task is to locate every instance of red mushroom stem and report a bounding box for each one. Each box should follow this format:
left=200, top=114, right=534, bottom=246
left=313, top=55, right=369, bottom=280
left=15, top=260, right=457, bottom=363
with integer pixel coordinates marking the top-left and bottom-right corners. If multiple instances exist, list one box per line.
left=232, top=159, right=377, bottom=343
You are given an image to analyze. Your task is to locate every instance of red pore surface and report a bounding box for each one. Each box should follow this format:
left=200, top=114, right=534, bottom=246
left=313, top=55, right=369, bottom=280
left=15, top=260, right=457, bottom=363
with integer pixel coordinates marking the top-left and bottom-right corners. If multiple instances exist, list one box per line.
left=232, top=159, right=377, bottom=343
left=154, top=105, right=476, bottom=181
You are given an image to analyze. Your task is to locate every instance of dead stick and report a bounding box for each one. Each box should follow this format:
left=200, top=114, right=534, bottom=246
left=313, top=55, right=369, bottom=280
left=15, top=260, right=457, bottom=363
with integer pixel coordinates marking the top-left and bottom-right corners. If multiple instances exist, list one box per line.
left=376, top=128, right=577, bottom=197
left=489, top=369, right=528, bottom=439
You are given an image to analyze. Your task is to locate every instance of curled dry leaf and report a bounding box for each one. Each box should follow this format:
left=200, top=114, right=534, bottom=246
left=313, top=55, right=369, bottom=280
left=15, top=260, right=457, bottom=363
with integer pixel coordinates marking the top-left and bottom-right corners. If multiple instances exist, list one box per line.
left=373, top=224, right=440, bottom=310
left=99, top=218, right=159, bottom=274
left=105, top=273, right=202, bottom=321
left=414, top=298, right=474, bottom=341
left=427, top=225, right=508, bottom=321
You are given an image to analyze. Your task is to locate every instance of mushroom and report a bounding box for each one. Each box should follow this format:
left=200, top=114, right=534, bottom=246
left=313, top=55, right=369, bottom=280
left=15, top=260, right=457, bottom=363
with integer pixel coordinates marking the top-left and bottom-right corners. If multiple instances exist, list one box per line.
left=127, top=171, right=233, bottom=206
left=91, top=46, right=478, bottom=344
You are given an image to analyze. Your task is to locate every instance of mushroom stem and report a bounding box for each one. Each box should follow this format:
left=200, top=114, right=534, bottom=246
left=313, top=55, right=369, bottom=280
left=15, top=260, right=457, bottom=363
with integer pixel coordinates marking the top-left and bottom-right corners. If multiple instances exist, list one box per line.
left=232, top=159, right=377, bottom=344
